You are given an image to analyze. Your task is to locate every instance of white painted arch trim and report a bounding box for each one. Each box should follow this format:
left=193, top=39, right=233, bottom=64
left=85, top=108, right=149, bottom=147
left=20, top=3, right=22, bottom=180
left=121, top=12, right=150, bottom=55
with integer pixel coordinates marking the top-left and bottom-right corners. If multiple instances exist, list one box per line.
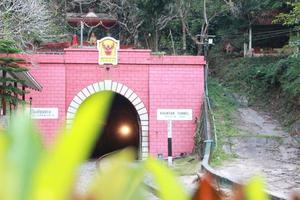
left=66, top=80, right=149, bottom=159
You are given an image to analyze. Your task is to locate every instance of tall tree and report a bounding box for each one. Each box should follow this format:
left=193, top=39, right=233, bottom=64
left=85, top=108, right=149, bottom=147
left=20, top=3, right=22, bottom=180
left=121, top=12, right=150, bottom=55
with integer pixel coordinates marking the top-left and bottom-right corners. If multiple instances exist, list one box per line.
left=97, top=0, right=144, bottom=47
left=223, top=0, right=284, bottom=23
left=0, top=0, right=60, bottom=49
left=275, top=1, right=300, bottom=25
left=177, top=0, right=228, bottom=55
left=0, top=40, right=28, bottom=115
left=274, top=1, right=300, bottom=50
left=138, top=0, right=177, bottom=52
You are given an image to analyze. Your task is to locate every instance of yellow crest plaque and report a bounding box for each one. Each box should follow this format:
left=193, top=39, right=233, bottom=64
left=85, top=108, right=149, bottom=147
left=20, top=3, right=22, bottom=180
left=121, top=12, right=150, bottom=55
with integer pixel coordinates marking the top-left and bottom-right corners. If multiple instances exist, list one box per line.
left=97, top=37, right=120, bottom=65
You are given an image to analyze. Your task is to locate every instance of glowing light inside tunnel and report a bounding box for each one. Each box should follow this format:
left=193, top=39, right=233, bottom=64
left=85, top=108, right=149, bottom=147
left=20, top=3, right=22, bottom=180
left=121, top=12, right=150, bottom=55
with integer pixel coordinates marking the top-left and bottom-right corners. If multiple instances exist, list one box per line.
left=118, top=124, right=131, bottom=137
left=89, top=92, right=141, bottom=159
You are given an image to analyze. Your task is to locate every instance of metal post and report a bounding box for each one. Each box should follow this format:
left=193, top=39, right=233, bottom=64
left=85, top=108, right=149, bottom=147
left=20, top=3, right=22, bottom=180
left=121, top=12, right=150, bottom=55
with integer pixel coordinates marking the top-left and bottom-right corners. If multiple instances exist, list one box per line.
left=249, top=25, right=252, bottom=56
left=244, top=33, right=247, bottom=57
left=21, top=85, right=26, bottom=110
left=29, top=97, right=32, bottom=116
left=167, top=120, right=173, bottom=166
left=80, top=21, right=84, bottom=47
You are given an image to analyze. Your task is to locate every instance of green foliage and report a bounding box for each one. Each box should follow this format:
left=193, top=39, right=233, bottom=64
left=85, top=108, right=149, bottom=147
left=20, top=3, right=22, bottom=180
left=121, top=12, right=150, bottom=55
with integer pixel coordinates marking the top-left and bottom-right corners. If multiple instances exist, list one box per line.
left=138, top=0, right=172, bottom=17
left=207, top=0, right=286, bottom=54
left=194, top=106, right=205, bottom=159
left=237, top=0, right=283, bottom=17
left=207, top=78, right=238, bottom=166
left=245, top=176, right=269, bottom=200
left=0, top=91, right=190, bottom=200
left=0, top=57, right=24, bottom=63
left=212, top=54, right=300, bottom=127
left=215, top=56, right=282, bottom=98
left=280, top=57, right=300, bottom=98
left=274, top=1, right=300, bottom=50
left=136, top=0, right=176, bottom=51
left=88, top=149, right=146, bottom=200
left=275, top=1, right=300, bottom=25
left=0, top=40, right=21, bottom=54
left=0, top=0, right=288, bottom=54
left=0, top=40, right=28, bottom=107
left=0, top=78, right=25, bottom=84
left=221, top=56, right=300, bottom=103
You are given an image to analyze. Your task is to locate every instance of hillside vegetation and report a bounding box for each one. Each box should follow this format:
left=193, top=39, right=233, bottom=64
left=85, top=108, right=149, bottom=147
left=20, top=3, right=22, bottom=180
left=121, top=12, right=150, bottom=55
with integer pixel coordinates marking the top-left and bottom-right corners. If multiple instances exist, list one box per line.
left=210, top=52, right=300, bottom=134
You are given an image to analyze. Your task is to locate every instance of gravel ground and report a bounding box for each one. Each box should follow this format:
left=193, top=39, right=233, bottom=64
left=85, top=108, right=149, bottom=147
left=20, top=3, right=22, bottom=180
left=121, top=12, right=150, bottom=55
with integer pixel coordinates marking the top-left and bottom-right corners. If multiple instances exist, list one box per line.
left=75, top=161, right=97, bottom=195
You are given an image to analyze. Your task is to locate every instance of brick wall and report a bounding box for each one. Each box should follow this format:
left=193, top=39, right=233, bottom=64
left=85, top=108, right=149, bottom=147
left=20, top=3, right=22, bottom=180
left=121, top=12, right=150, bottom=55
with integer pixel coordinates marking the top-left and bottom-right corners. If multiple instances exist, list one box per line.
left=27, top=48, right=205, bottom=157
left=29, top=64, right=66, bottom=146
left=149, top=66, right=204, bottom=157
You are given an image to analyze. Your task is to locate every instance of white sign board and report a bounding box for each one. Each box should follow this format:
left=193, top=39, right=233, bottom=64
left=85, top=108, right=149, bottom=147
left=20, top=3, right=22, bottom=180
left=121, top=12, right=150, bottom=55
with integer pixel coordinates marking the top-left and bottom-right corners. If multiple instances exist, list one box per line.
left=157, top=109, right=193, bottom=121
left=30, top=108, right=59, bottom=119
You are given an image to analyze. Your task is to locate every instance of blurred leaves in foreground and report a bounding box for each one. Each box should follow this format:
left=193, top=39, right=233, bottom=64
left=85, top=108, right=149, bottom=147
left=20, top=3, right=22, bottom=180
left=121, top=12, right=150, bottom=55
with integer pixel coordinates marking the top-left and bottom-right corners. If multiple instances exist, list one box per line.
left=0, top=91, right=189, bottom=200
left=0, top=90, right=298, bottom=200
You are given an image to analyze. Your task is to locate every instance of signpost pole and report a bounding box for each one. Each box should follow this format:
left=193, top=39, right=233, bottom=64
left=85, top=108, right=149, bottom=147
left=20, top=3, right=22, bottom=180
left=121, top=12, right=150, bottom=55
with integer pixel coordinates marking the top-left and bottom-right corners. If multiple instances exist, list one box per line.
left=167, top=120, right=173, bottom=166
left=157, top=109, right=193, bottom=166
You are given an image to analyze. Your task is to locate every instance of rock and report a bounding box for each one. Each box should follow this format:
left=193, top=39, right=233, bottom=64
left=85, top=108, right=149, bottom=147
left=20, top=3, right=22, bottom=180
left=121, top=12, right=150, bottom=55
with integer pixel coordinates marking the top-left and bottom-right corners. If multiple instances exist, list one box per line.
left=232, top=93, right=248, bottom=107
left=290, top=119, right=300, bottom=137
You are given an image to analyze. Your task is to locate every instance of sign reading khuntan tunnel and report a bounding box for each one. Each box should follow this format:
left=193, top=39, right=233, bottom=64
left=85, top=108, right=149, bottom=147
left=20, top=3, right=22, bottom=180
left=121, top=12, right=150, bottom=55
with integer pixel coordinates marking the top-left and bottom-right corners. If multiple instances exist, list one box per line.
left=97, top=37, right=120, bottom=65
left=157, top=109, right=193, bottom=121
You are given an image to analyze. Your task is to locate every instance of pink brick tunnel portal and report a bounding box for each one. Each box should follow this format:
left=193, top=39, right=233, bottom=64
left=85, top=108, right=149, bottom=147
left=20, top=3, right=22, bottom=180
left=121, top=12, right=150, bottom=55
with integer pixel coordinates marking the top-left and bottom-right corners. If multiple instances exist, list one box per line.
left=27, top=48, right=205, bottom=159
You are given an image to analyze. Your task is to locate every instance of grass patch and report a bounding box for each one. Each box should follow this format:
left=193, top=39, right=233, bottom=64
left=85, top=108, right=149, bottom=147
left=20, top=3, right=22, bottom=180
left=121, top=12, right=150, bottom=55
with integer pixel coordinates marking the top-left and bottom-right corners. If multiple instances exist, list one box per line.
left=209, top=147, right=234, bottom=167
left=166, top=155, right=201, bottom=176
left=208, top=78, right=239, bottom=166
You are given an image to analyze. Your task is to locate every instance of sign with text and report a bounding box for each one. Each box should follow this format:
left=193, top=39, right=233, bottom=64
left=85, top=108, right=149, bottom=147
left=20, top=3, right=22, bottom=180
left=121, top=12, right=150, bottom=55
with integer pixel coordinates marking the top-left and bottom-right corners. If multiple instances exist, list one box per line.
left=157, top=109, right=193, bottom=121
left=97, top=37, right=120, bottom=65
left=30, top=108, right=59, bottom=119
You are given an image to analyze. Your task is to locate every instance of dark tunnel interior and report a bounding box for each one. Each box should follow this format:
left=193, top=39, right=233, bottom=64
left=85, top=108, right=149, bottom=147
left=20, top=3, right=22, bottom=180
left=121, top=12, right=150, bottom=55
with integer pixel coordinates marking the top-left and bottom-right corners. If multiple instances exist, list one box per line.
left=89, top=93, right=140, bottom=159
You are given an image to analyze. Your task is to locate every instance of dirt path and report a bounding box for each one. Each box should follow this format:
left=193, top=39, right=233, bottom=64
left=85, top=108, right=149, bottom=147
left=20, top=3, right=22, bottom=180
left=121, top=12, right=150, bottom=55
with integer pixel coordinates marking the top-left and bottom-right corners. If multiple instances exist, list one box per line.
left=215, top=107, right=300, bottom=199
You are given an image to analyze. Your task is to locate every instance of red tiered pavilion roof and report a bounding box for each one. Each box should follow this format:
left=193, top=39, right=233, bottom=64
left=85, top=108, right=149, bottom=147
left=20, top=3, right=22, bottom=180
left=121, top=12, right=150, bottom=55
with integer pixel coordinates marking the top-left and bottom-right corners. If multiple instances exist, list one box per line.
left=66, top=12, right=117, bottom=29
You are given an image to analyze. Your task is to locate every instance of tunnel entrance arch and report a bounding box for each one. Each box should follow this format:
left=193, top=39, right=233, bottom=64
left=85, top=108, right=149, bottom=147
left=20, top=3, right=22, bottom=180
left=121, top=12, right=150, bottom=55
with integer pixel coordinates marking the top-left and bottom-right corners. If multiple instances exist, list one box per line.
left=66, top=80, right=149, bottom=159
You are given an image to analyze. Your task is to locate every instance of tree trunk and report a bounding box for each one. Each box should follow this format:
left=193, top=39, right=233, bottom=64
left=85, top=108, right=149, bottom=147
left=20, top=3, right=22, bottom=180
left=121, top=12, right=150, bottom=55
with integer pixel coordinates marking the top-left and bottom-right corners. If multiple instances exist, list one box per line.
left=144, top=33, right=150, bottom=49
left=244, top=42, right=248, bottom=57
left=197, top=43, right=203, bottom=55
left=198, top=23, right=207, bottom=55
left=203, top=0, right=208, bottom=25
left=179, top=6, right=187, bottom=54
left=2, top=71, right=6, bottom=115
left=134, top=31, right=139, bottom=48
left=79, top=3, right=83, bottom=13
left=65, top=0, right=67, bottom=12
left=182, top=19, right=187, bottom=54
left=199, top=0, right=208, bottom=56
left=154, top=28, right=159, bottom=52
left=169, top=30, right=176, bottom=55
left=14, top=82, right=18, bottom=109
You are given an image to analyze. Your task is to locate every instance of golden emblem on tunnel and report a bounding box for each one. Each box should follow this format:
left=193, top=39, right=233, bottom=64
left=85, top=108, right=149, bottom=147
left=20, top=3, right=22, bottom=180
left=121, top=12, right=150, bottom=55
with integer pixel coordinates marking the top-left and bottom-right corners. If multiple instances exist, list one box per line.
left=97, top=37, right=120, bottom=65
